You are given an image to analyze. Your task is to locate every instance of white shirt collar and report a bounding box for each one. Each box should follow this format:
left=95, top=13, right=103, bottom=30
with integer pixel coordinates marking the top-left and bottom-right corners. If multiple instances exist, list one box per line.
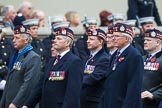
left=150, top=50, right=161, bottom=58
left=59, top=49, right=70, bottom=59
left=118, top=44, right=130, bottom=56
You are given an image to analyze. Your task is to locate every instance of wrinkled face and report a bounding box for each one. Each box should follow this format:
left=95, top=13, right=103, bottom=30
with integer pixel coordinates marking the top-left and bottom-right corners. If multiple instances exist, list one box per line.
left=106, top=34, right=114, bottom=49
left=113, top=32, right=129, bottom=49
left=8, top=8, right=17, bottom=21
left=13, top=34, right=27, bottom=51
left=53, top=35, right=70, bottom=52
left=144, top=37, right=159, bottom=52
left=87, top=36, right=102, bottom=51
left=142, top=23, right=153, bottom=32
left=29, top=26, right=38, bottom=38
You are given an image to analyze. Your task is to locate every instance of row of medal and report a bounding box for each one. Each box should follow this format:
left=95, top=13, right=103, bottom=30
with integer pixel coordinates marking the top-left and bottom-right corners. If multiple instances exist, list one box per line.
left=144, top=62, right=159, bottom=71
left=84, top=65, right=95, bottom=74
left=49, top=71, right=65, bottom=81
left=13, top=62, right=22, bottom=71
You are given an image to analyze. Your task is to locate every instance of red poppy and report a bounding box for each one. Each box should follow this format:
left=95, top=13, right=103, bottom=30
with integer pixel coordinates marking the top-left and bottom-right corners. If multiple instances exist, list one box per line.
left=118, top=57, right=125, bottom=62
left=150, top=58, right=156, bottom=62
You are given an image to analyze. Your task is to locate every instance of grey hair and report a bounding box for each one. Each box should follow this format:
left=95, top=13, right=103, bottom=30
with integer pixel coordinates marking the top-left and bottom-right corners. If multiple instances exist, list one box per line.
left=122, top=33, right=133, bottom=43
left=22, top=33, right=32, bottom=43
left=1, top=5, right=14, bottom=16
left=63, top=36, right=73, bottom=47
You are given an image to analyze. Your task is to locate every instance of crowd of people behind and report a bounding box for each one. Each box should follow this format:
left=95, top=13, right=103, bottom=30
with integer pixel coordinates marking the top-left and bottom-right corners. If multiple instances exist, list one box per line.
left=0, top=0, right=162, bottom=108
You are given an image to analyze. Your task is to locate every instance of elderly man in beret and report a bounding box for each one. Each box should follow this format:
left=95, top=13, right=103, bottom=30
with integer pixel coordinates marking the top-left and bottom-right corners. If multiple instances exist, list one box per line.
left=22, top=27, right=84, bottom=108
left=141, top=28, right=162, bottom=108
left=0, top=25, right=41, bottom=108
left=103, top=23, right=144, bottom=108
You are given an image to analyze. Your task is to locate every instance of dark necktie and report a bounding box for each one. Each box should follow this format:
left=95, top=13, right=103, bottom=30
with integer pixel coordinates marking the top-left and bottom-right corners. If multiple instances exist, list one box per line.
left=85, top=55, right=93, bottom=69
left=54, top=55, right=61, bottom=65
left=146, top=54, right=152, bottom=63
left=111, top=51, right=120, bottom=70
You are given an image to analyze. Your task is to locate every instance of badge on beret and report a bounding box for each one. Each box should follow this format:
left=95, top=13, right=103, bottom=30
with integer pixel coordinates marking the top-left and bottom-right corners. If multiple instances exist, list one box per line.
left=62, top=29, right=66, bottom=35
left=20, top=26, right=25, bottom=33
left=93, top=31, right=97, bottom=35
left=151, top=31, right=156, bottom=37
left=120, top=26, right=125, bottom=32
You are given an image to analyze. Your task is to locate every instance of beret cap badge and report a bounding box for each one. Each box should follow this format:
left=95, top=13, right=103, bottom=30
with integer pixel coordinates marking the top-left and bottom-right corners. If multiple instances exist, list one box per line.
left=20, top=26, right=25, bottom=33
left=62, top=29, right=66, bottom=35
left=120, top=25, right=125, bottom=32
left=93, top=31, right=97, bottom=35
left=151, top=31, right=156, bottom=37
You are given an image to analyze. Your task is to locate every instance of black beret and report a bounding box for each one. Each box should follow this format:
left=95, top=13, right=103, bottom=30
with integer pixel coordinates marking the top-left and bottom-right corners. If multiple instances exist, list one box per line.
left=86, top=28, right=106, bottom=40
left=144, top=28, right=162, bottom=40
left=53, top=27, right=74, bottom=40
left=113, top=23, right=133, bottom=36
left=14, top=25, right=30, bottom=35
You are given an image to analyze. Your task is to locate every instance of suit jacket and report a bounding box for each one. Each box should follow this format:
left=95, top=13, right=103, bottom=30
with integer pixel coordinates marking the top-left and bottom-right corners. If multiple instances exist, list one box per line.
left=0, top=50, right=41, bottom=108
left=142, top=51, right=162, bottom=108
left=24, top=51, right=84, bottom=108
left=80, top=48, right=109, bottom=108
left=104, top=45, right=144, bottom=108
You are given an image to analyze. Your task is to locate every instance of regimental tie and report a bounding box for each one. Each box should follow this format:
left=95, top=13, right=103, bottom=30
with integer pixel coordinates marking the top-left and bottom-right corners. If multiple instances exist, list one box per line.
left=112, top=51, right=120, bottom=70
left=145, top=54, right=152, bottom=64
left=85, top=55, right=93, bottom=69
left=54, top=55, right=61, bottom=65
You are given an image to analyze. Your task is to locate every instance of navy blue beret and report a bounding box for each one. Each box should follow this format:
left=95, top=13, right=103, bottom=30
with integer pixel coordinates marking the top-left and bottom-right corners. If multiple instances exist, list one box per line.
left=113, top=23, right=133, bottom=36
left=86, top=28, right=106, bottom=40
left=145, top=28, right=162, bottom=40
left=53, top=27, right=74, bottom=40
left=14, top=25, right=30, bottom=34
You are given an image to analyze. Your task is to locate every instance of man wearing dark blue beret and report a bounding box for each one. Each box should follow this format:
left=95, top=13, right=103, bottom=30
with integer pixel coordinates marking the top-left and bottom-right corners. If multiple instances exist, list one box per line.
left=80, top=28, right=109, bottom=108
left=22, top=27, right=84, bottom=108
left=141, top=28, right=162, bottom=108
left=103, top=23, right=144, bottom=108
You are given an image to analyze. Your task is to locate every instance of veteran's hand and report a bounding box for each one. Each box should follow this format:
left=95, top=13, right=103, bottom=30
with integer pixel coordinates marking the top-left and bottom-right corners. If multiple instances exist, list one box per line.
left=8, top=103, right=17, bottom=108
left=141, top=91, right=153, bottom=99
left=22, top=106, right=28, bottom=108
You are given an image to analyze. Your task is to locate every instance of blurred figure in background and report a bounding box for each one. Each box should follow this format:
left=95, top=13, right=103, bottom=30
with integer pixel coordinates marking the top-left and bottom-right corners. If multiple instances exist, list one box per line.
left=139, top=16, right=154, bottom=33
left=18, top=1, right=33, bottom=20
left=99, top=10, right=112, bottom=27
left=1, top=5, right=16, bottom=29
left=13, top=13, right=26, bottom=27
left=65, top=11, right=81, bottom=27
left=107, top=13, right=125, bottom=26
left=127, top=0, right=162, bottom=26
left=32, top=10, right=46, bottom=27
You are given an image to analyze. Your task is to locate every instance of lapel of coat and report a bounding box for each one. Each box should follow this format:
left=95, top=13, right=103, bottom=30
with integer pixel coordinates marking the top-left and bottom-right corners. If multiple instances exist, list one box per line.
left=52, top=51, right=71, bottom=70
left=107, top=45, right=131, bottom=78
